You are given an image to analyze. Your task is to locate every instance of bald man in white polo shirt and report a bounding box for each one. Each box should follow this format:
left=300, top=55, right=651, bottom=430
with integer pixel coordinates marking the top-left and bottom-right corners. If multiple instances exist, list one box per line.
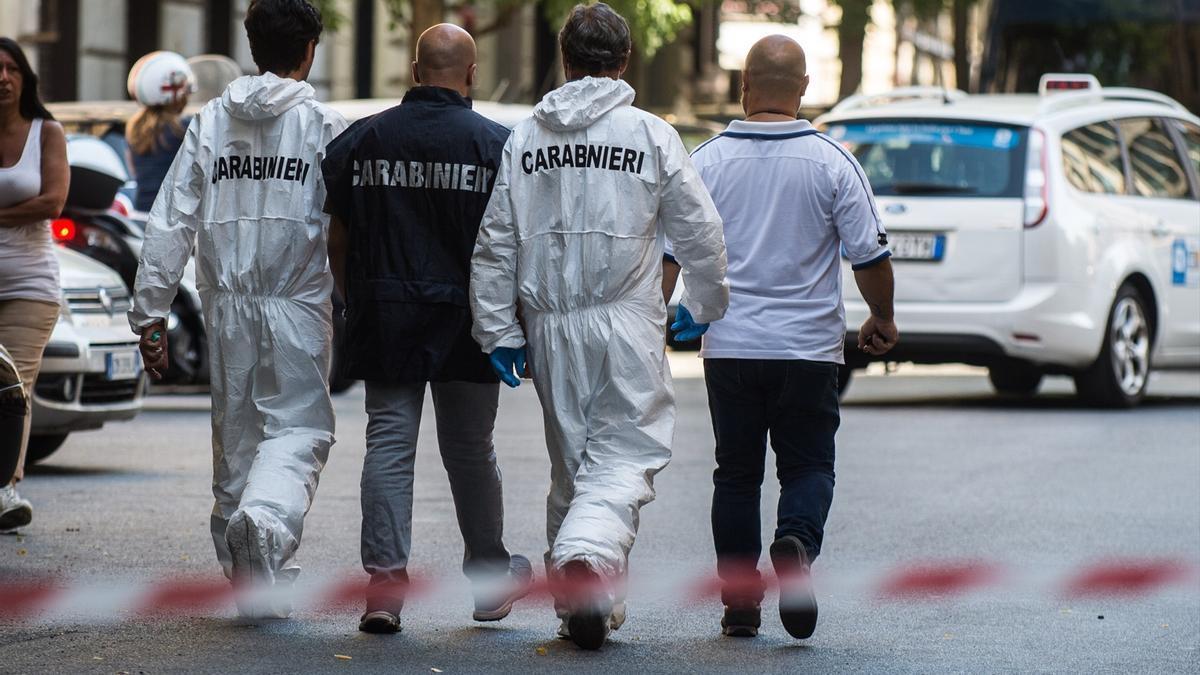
left=663, top=35, right=897, bottom=641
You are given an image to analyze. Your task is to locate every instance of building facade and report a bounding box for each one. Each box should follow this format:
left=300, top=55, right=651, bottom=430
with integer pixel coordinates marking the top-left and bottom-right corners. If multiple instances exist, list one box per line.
left=0, top=0, right=987, bottom=113
left=0, top=1, right=716, bottom=110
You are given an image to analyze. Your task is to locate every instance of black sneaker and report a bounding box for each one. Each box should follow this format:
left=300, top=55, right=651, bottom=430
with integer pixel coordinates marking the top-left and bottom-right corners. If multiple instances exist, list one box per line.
left=473, top=554, right=534, bottom=621
left=358, top=610, right=402, bottom=634
left=770, top=535, right=818, bottom=639
left=721, top=603, right=761, bottom=637
left=562, top=560, right=612, bottom=650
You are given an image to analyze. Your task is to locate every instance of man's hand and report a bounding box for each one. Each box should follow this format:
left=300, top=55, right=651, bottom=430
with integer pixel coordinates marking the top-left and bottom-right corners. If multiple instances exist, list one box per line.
left=139, top=320, right=169, bottom=380
left=489, top=346, right=527, bottom=388
left=858, top=315, right=898, bottom=356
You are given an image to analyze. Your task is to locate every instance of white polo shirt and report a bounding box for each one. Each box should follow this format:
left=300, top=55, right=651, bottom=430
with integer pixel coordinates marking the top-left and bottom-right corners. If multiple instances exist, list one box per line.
left=668, top=118, right=890, bottom=364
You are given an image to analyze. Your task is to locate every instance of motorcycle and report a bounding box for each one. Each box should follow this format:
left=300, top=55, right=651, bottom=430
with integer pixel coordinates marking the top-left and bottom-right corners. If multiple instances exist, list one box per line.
left=57, top=135, right=208, bottom=385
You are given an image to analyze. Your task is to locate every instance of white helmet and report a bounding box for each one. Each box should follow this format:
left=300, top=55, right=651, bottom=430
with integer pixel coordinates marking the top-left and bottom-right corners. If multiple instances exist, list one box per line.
left=127, top=51, right=196, bottom=108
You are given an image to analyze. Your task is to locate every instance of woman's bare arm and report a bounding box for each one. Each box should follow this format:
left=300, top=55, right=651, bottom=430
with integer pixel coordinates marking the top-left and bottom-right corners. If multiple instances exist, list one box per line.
left=0, top=120, right=70, bottom=228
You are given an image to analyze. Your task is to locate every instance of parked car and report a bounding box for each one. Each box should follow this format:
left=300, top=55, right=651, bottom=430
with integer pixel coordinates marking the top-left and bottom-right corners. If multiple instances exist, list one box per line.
left=815, top=74, right=1200, bottom=406
left=28, top=247, right=147, bottom=464
left=659, top=115, right=722, bottom=153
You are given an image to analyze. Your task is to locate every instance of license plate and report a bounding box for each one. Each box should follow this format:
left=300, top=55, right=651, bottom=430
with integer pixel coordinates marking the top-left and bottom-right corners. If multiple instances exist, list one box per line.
left=75, top=314, right=114, bottom=329
left=105, top=351, right=141, bottom=381
left=890, top=232, right=946, bottom=261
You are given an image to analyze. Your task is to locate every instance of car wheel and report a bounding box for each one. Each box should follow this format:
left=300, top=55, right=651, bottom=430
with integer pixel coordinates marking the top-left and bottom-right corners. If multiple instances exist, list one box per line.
left=25, top=434, right=69, bottom=465
left=988, top=362, right=1043, bottom=396
left=837, top=364, right=855, bottom=398
left=1074, top=284, right=1152, bottom=408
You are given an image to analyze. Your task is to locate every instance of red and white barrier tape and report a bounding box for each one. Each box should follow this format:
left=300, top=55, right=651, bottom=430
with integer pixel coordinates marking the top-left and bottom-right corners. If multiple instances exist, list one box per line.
left=1, top=559, right=1195, bottom=622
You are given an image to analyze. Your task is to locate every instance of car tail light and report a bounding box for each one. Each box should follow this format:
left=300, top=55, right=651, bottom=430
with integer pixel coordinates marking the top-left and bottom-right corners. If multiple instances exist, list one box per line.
left=1023, top=128, right=1048, bottom=228
left=51, top=218, right=77, bottom=242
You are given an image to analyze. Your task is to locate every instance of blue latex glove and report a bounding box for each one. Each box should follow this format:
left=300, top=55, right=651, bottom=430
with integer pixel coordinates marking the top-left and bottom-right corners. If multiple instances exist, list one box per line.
left=671, top=305, right=709, bottom=342
left=489, top=346, right=527, bottom=388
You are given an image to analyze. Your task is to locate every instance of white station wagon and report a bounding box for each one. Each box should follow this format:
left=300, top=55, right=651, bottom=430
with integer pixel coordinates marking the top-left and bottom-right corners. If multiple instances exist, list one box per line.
left=816, top=74, right=1200, bottom=407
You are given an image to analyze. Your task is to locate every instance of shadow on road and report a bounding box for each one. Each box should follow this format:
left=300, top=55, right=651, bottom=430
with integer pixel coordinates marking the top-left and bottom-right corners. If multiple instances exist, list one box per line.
left=25, top=464, right=150, bottom=478
left=844, top=393, right=1200, bottom=410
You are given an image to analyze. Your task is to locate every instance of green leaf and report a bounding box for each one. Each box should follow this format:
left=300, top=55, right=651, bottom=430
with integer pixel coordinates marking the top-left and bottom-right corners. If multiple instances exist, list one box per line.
left=309, top=0, right=348, bottom=32
left=370, top=0, right=698, bottom=57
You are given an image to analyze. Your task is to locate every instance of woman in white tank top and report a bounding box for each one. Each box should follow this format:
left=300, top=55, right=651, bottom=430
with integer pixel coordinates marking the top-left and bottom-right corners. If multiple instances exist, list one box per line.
left=0, top=37, right=70, bottom=531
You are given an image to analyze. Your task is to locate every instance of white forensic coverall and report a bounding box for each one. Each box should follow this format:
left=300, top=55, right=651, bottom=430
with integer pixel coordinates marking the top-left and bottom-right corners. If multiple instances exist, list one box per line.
left=129, top=74, right=347, bottom=591
left=470, top=77, right=729, bottom=580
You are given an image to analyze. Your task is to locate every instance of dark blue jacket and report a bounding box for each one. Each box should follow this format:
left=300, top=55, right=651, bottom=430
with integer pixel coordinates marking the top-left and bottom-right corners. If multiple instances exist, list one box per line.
left=322, top=87, right=509, bottom=383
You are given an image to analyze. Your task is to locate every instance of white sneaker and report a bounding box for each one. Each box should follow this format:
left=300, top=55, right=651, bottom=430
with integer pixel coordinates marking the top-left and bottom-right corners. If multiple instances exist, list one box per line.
left=226, top=512, right=290, bottom=619
left=0, top=484, right=32, bottom=532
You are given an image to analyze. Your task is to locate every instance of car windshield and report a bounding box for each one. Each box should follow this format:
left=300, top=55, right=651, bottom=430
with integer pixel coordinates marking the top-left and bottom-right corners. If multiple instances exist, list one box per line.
left=824, top=121, right=1027, bottom=197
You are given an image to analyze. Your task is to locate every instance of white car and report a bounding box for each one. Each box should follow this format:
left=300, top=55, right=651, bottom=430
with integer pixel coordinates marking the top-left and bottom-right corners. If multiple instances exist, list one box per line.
left=816, top=74, right=1200, bottom=407
left=28, top=247, right=146, bottom=463
left=327, top=98, right=535, bottom=128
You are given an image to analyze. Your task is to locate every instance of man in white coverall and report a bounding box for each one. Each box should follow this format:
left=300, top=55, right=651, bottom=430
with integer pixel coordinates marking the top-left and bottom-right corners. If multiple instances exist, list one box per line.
left=128, top=0, right=346, bottom=618
left=469, top=2, right=729, bottom=650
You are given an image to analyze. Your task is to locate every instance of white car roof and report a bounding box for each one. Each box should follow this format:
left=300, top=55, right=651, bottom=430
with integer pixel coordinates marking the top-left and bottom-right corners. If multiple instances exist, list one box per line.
left=818, top=89, right=1199, bottom=130
left=327, top=98, right=535, bottom=129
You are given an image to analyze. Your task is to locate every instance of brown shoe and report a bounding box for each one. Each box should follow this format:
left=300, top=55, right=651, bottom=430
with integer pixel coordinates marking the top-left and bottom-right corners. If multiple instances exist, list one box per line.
left=358, top=610, right=401, bottom=634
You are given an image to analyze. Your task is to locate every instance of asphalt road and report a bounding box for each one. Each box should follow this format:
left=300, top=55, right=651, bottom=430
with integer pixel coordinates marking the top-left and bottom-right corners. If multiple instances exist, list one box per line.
left=1, top=361, right=1198, bottom=674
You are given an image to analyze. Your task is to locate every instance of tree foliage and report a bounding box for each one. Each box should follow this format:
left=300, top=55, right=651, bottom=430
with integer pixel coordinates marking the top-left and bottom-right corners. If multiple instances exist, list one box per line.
left=542, top=0, right=694, bottom=56
left=827, top=0, right=979, bottom=97
left=721, top=0, right=804, bottom=23
left=309, top=0, right=347, bottom=31
left=311, top=0, right=696, bottom=57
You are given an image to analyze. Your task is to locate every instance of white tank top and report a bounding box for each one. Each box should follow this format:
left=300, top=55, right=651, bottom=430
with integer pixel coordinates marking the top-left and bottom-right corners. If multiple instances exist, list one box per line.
left=0, top=119, right=61, bottom=304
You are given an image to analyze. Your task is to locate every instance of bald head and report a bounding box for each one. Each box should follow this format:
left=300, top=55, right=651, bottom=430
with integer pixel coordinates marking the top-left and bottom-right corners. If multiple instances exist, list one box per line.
left=412, top=23, right=477, bottom=95
left=742, top=35, right=809, bottom=119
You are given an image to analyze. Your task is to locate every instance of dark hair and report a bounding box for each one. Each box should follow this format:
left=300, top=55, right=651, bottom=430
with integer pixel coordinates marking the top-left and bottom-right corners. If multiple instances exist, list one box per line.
left=558, top=3, right=632, bottom=76
left=244, top=0, right=323, bottom=75
left=0, top=37, right=54, bottom=121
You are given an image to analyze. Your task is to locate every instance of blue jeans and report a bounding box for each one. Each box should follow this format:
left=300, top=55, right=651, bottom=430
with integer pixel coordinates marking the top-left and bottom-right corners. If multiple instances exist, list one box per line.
left=704, top=358, right=840, bottom=604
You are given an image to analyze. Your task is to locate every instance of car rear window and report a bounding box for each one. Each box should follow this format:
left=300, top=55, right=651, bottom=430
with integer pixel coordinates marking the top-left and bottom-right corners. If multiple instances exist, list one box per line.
left=825, top=120, right=1027, bottom=197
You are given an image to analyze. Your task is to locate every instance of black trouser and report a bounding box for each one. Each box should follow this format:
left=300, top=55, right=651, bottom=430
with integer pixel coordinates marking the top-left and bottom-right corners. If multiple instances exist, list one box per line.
left=704, top=358, right=840, bottom=604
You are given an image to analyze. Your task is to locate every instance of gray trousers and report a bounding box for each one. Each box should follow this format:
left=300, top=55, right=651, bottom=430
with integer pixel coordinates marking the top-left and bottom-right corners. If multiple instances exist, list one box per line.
left=361, top=380, right=509, bottom=608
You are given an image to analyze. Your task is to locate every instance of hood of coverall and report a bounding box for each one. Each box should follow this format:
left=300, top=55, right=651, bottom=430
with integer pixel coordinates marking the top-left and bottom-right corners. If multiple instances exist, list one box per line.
left=533, top=76, right=635, bottom=132
left=222, top=73, right=314, bottom=121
